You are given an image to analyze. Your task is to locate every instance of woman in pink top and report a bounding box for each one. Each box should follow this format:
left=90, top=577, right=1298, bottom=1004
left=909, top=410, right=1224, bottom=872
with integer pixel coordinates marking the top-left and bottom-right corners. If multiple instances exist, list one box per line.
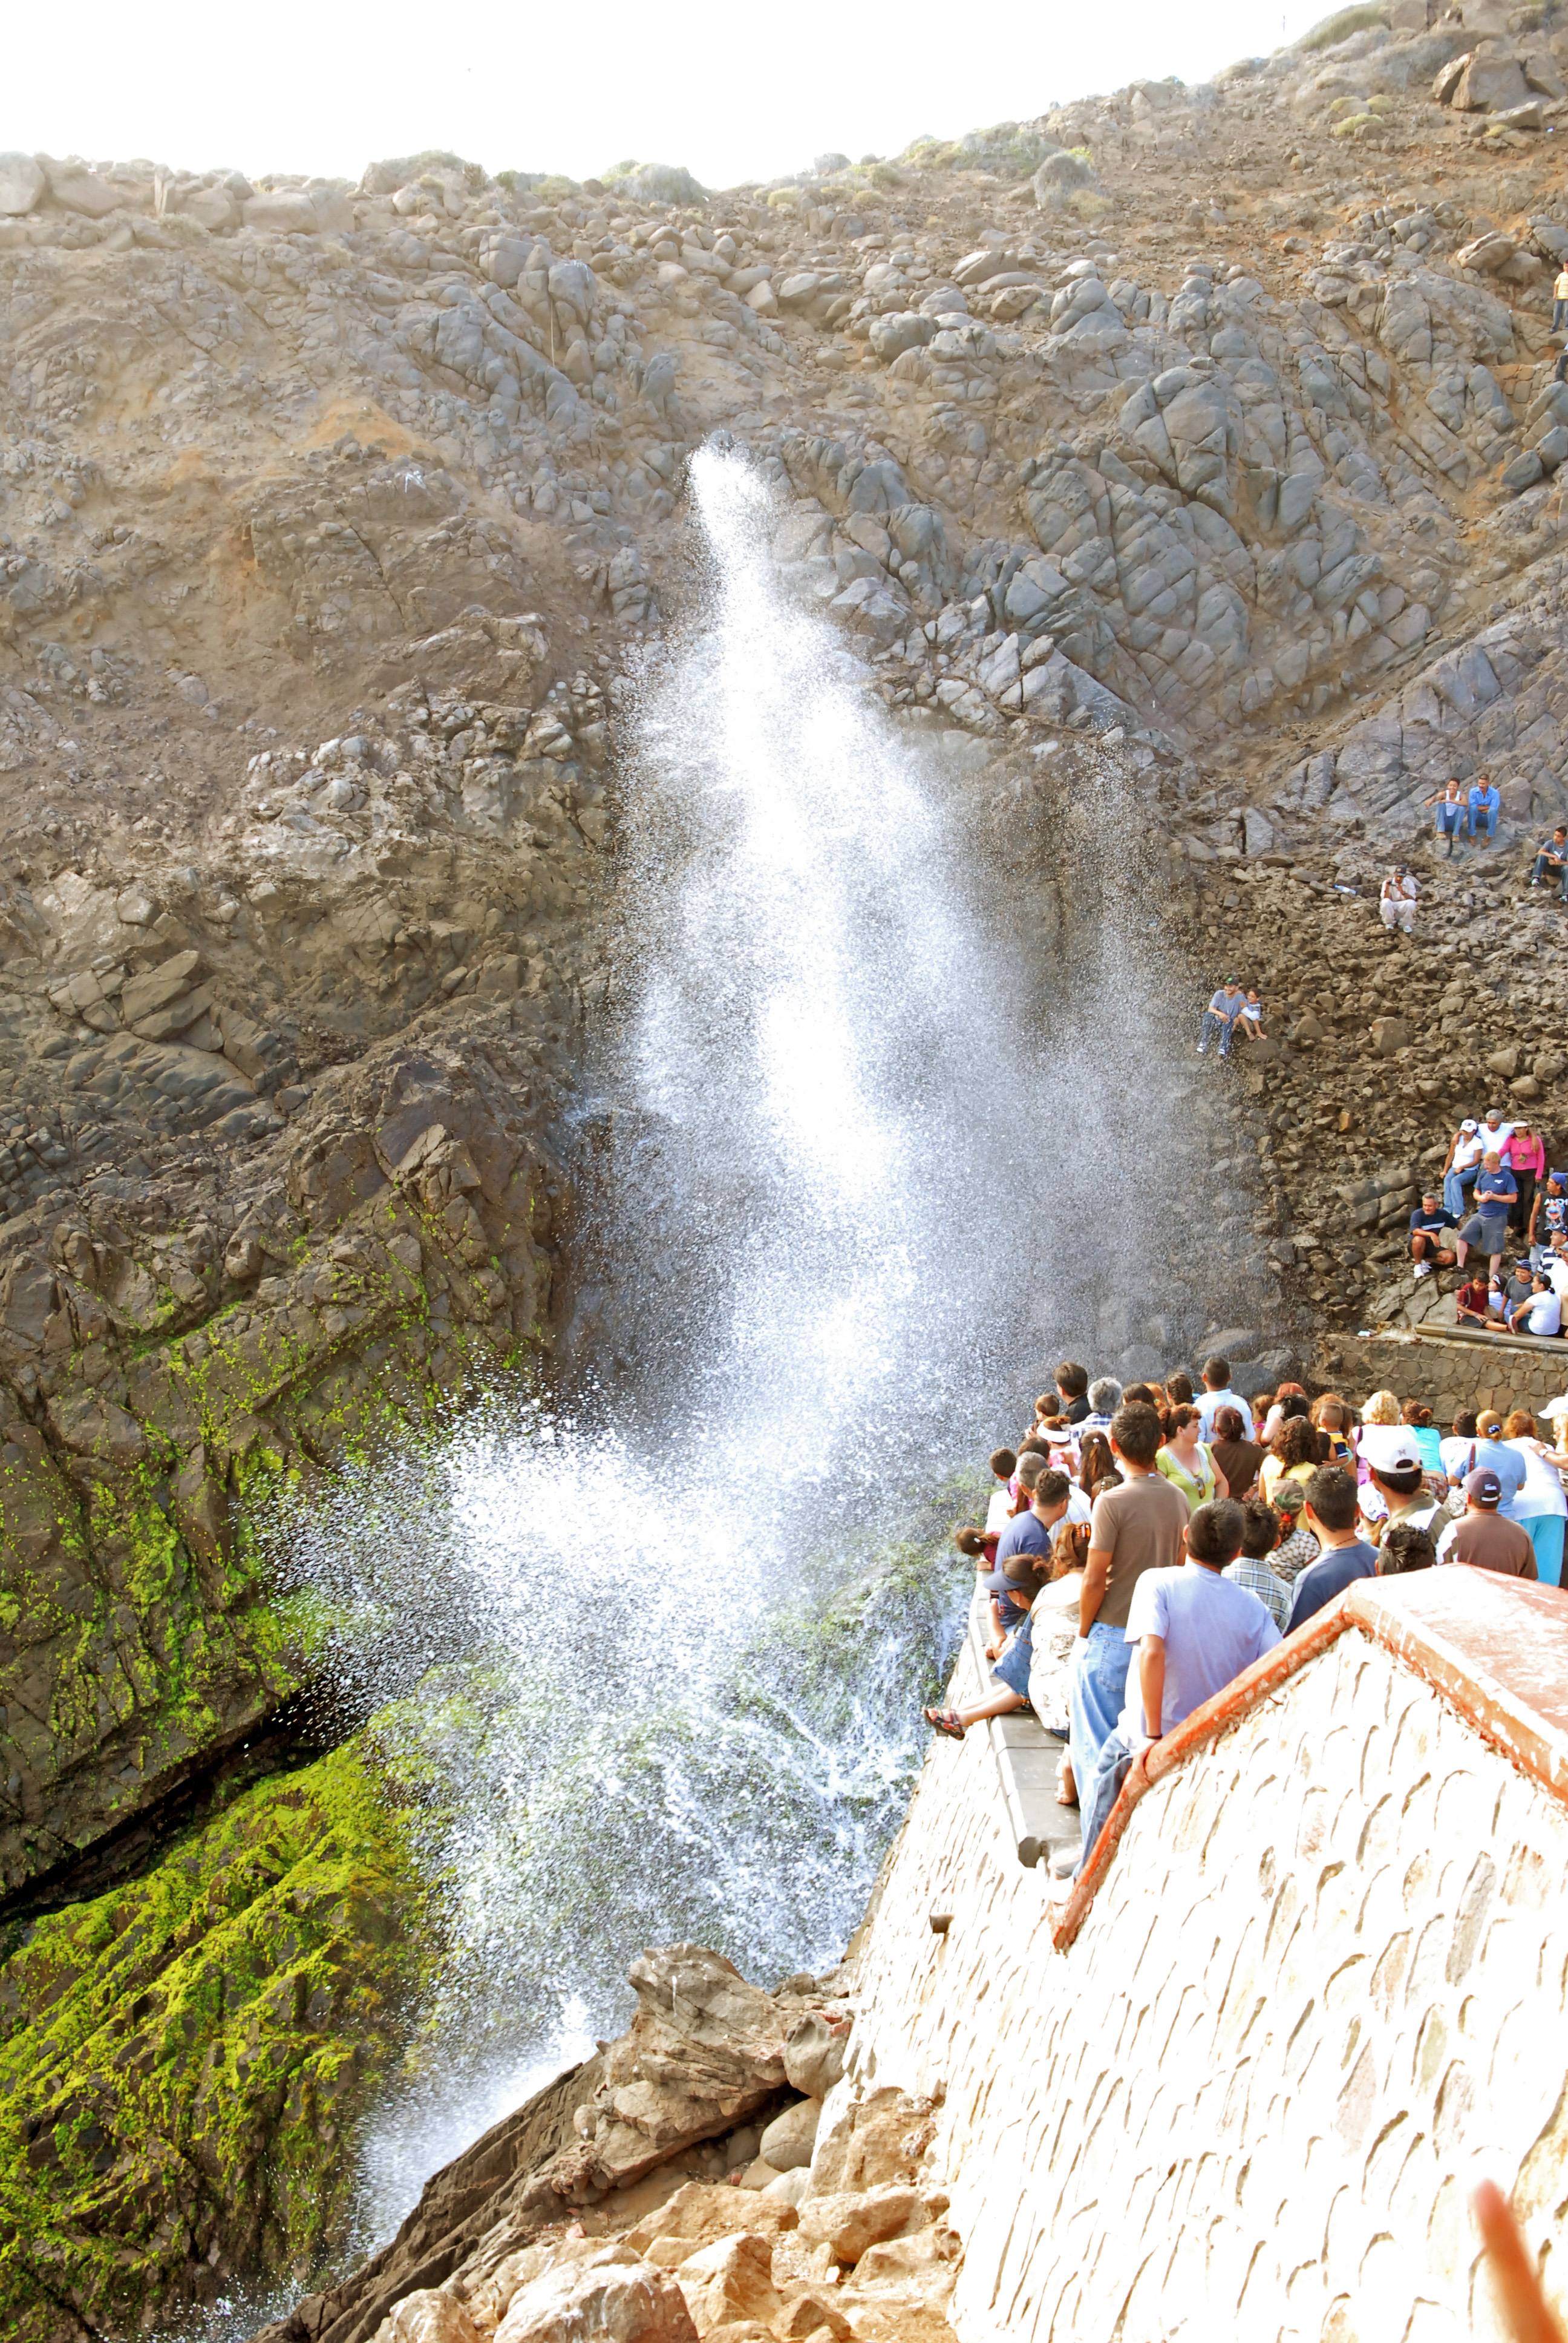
left=1503, top=1121, right=1546, bottom=1238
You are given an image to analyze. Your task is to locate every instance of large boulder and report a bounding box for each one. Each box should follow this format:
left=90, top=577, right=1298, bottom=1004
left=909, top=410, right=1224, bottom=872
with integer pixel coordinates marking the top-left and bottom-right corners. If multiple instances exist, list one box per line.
left=0, top=153, right=44, bottom=214
left=495, top=2256, right=697, bottom=2343
left=1453, top=50, right=1530, bottom=108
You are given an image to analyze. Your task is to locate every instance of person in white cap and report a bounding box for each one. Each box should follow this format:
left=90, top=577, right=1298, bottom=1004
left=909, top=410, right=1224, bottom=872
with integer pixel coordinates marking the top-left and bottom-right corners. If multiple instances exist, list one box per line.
left=1440, top=1117, right=1486, bottom=1221
left=1379, top=865, right=1419, bottom=932
left=1358, top=1423, right=1442, bottom=1547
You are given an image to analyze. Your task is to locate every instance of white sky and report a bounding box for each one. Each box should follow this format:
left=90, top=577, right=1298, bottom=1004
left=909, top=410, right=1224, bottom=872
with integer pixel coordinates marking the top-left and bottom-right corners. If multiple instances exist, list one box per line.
left=5, top=0, right=1337, bottom=194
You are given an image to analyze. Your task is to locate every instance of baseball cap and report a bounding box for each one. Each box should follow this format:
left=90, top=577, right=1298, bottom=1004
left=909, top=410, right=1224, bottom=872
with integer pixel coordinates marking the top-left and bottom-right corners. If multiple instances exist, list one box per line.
left=1360, top=1424, right=1422, bottom=1475
left=1465, top=1467, right=1503, bottom=1507
left=1461, top=1119, right=1478, bottom=1133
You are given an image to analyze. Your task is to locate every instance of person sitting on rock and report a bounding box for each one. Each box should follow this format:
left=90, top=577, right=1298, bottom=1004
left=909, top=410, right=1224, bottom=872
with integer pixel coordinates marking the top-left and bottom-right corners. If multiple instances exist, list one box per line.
left=1440, top=1116, right=1486, bottom=1221
left=1197, top=977, right=1247, bottom=1057
left=1466, top=774, right=1501, bottom=842
left=1409, top=1191, right=1458, bottom=1278
left=1425, top=778, right=1466, bottom=857
left=1455, top=1151, right=1517, bottom=1278
left=1455, top=1275, right=1494, bottom=1328
left=1508, top=1270, right=1563, bottom=1340
left=1236, top=987, right=1269, bottom=1043
left=1529, top=824, right=1568, bottom=902
left=1075, top=1496, right=1279, bottom=1873
left=1379, top=865, right=1418, bottom=932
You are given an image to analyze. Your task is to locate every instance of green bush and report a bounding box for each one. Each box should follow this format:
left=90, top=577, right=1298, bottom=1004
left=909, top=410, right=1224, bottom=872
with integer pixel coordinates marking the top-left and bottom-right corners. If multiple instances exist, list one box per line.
left=1299, top=2, right=1390, bottom=50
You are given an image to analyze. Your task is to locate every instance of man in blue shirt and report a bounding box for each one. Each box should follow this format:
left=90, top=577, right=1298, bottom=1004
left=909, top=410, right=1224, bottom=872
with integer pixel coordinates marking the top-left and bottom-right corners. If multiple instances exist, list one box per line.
left=1409, top=1193, right=1457, bottom=1279
left=1287, top=1466, right=1378, bottom=1630
left=1456, top=1152, right=1517, bottom=1277
left=1530, top=826, right=1568, bottom=901
left=1466, top=776, right=1501, bottom=841
left=1197, top=978, right=1246, bottom=1058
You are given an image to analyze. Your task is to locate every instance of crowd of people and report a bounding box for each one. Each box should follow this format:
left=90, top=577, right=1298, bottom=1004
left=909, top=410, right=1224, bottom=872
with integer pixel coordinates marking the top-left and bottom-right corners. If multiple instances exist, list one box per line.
left=928, top=1354, right=1568, bottom=1887
left=1425, top=1107, right=1566, bottom=1337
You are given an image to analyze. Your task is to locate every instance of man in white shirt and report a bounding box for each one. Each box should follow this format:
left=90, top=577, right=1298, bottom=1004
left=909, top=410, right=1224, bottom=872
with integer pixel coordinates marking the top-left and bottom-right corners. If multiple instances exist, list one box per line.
left=1194, top=1354, right=1256, bottom=1441
left=1509, top=1273, right=1563, bottom=1339
left=1379, top=867, right=1419, bottom=932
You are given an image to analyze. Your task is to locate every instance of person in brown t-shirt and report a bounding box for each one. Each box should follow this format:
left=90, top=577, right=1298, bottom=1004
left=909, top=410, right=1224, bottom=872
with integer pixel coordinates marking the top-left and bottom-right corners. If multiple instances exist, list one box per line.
left=1439, top=1467, right=1538, bottom=1578
left=1070, top=1404, right=1190, bottom=1806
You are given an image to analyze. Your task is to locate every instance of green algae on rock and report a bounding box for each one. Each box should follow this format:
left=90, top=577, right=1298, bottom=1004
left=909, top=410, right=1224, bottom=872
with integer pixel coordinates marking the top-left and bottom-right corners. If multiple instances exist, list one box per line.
left=0, top=1026, right=572, bottom=1903
left=0, top=1740, right=436, bottom=2343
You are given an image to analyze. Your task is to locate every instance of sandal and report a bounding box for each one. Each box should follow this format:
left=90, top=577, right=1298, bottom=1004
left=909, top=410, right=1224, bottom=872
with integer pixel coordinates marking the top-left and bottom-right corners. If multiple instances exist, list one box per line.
left=924, top=1706, right=966, bottom=1739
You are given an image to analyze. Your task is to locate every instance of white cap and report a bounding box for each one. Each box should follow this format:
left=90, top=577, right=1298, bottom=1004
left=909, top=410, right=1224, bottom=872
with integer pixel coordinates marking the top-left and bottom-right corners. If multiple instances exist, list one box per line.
left=1360, top=1424, right=1422, bottom=1475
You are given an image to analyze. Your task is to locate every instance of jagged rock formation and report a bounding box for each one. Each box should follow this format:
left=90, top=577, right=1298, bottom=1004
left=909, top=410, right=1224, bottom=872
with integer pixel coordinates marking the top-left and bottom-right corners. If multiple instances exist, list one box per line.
left=252, top=1944, right=955, bottom=2343
left=4, top=0, right=1568, bottom=2328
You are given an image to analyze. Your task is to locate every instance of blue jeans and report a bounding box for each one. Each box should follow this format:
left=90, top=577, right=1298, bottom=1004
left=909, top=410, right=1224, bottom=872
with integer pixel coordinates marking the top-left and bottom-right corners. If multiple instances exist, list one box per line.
left=1443, top=1165, right=1478, bottom=1219
left=1555, top=300, right=1568, bottom=332
left=1070, top=1621, right=1132, bottom=1823
left=1435, top=806, right=1462, bottom=838
left=1198, top=1011, right=1235, bottom=1055
left=1531, top=853, right=1568, bottom=900
left=1467, top=804, right=1498, bottom=839
left=1077, top=1725, right=1137, bottom=1875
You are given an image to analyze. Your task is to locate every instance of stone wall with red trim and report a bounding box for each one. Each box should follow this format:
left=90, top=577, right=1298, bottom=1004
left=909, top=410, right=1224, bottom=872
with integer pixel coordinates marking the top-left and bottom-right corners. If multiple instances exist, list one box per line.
left=826, top=1578, right=1568, bottom=2341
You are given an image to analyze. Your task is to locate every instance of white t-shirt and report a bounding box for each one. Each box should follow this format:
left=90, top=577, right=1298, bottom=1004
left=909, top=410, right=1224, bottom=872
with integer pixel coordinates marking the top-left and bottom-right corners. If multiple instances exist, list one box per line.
left=1545, top=1254, right=1568, bottom=1302
left=1381, top=874, right=1418, bottom=903
left=1195, top=1386, right=1256, bottom=1440
left=1480, top=1120, right=1515, bottom=1154
left=1451, top=1132, right=1486, bottom=1174
left=1521, top=1291, right=1563, bottom=1338
left=1506, top=1438, right=1568, bottom=1521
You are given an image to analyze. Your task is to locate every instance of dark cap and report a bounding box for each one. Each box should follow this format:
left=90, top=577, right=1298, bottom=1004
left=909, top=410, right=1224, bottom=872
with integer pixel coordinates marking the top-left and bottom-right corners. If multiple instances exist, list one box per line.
left=1465, top=1467, right=1502, bottom=1507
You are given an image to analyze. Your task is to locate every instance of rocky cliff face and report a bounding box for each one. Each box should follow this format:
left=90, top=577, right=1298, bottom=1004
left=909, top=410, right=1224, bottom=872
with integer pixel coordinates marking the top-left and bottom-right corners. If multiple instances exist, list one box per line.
left=4, top=2, right=1568, bottom=2329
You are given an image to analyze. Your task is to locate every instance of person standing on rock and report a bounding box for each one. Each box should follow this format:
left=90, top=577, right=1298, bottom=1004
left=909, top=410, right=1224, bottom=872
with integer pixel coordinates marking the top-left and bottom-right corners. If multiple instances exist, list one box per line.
left=1503, top=1121, right=1544, bottom=1240
left=1555, top=264, right=1568, bottom=333
left=1466, top=774, right=1501, bottom=843
left=1455, top=1151, right=1518, bottom=1278
left=1425, top=779, right=1466, bottom=857
left=1197, top=977, right=1247, bottom=1057
left=1379, top=866, right=1418, bottom=932
left=1070, top=1404, right=1189, bottom=1823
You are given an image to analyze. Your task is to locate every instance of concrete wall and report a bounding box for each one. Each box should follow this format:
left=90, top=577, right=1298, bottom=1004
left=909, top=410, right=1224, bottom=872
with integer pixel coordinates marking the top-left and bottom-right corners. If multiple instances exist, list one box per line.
left=1313, top=1328, right=1568, bottom=1426
left=835, top=1572, right=1568, bottom=2342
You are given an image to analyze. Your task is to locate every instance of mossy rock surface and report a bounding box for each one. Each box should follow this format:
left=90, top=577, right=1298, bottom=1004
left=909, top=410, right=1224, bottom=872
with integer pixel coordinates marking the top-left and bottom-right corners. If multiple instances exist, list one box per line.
left=0, top=1740, right=435, bottom=2343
